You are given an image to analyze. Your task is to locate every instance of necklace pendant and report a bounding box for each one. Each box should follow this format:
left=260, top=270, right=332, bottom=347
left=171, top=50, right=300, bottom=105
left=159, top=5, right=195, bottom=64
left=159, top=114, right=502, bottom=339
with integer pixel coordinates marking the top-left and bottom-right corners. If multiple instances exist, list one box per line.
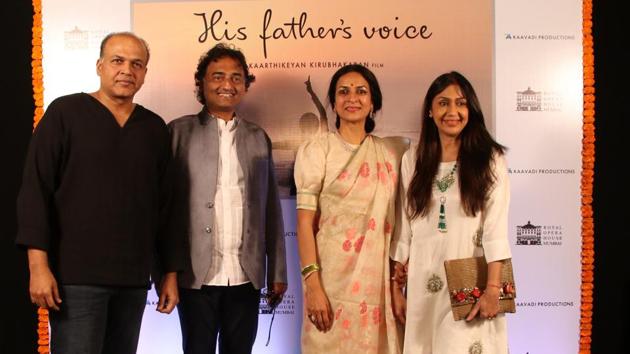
left=435, top=164, right=456, bottom=233
left=435, top=163, right=457, bottom=193
left=438, top=197, right=447, bottom=233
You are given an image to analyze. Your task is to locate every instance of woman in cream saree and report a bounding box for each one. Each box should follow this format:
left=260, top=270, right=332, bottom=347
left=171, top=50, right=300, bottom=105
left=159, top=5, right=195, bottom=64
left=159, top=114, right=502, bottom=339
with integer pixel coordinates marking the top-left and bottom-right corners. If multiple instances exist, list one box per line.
left=294, top=64, right=405, bottom=354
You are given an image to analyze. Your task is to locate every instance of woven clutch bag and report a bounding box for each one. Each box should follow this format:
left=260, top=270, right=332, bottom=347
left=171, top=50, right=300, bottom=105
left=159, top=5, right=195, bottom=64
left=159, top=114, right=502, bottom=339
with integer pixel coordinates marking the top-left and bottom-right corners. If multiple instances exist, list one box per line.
left=443, top=257, right=516, bottom=321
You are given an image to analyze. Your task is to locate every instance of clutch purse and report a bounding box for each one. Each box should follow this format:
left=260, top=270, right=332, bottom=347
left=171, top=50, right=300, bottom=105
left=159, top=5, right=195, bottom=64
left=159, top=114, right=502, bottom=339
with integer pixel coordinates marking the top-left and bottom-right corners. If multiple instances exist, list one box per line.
left=443, top=256, right=516, bottom=321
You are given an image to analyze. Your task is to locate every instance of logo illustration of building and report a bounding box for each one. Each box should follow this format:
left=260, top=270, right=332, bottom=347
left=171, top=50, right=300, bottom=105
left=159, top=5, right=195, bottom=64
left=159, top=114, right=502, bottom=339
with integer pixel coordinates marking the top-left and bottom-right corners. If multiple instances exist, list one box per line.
left=516, top=221, right=541, bottom=245
left=516, top=86, right=563, bottom=112
left=258, top=292, right=295, bottom=315
left=516, top=87, right=542, bottom=111
left=64, top=26, right=88, bottom=50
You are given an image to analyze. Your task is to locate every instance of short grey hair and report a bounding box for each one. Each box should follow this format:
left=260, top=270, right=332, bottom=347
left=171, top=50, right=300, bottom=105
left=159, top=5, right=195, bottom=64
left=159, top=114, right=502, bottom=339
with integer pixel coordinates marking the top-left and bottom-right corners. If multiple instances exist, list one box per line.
left=99, top=31, right=151, bottom=64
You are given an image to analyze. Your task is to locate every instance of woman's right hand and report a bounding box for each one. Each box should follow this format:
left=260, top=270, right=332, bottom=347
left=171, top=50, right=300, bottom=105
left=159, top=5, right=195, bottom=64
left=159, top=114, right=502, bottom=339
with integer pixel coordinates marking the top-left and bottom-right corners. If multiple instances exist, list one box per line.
left=391, top=281, right=407, bottom=325
left=304, top=275, right=333, bottom=332
left=391, top=261, right=408, bottom=287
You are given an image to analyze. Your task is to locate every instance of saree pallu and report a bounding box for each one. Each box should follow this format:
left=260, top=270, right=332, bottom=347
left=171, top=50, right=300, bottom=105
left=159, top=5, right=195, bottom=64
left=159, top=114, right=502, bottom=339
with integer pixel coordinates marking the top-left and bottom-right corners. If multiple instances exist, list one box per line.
left=296, top=134, right=404, bottom=354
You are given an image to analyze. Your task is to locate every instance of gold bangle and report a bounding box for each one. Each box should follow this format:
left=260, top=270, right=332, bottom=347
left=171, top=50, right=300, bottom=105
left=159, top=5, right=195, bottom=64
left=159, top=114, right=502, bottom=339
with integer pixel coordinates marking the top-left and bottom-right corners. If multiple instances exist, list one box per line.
left=301, top=263, right=321, bottom=277
left=303, top=269, right=318, bottom=281
left=486, top=283, right=502, bottom=289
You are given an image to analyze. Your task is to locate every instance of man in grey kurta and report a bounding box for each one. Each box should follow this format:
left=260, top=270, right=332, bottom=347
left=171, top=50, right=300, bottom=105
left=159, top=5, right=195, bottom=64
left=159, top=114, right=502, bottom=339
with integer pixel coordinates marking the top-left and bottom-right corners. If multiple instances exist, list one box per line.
left=167, top=43, right=287, bottom=354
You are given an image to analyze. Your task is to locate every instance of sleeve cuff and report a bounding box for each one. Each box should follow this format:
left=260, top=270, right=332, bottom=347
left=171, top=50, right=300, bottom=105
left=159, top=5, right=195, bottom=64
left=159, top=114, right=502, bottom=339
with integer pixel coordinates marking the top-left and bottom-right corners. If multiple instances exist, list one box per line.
left=483, top=238, right=512, bottom=263
left=15, top=228, right=49, bottom=251
left=296, top=191, right=318, bottom=210
left=390, top=241, right=410, bottom=264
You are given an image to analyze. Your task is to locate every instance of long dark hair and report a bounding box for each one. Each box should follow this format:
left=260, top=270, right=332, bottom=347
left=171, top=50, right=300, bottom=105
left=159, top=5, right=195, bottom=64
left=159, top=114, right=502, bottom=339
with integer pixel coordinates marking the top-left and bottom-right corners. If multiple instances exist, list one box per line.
left=327, top=64, right=382, bottom=133
left=407, top=71, right=506, bottom=218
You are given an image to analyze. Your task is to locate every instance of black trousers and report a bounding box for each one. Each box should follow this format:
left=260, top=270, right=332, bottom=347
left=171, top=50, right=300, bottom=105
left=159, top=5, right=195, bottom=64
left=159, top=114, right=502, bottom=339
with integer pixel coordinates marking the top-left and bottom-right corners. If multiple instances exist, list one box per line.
left=177, top=283, right=260, bottom=354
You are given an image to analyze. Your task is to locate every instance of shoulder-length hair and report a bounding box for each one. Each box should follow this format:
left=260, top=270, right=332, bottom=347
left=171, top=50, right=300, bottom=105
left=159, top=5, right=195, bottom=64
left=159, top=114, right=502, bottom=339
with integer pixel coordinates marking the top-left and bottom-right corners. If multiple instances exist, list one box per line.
left=407, top=71, right=506, bottom=219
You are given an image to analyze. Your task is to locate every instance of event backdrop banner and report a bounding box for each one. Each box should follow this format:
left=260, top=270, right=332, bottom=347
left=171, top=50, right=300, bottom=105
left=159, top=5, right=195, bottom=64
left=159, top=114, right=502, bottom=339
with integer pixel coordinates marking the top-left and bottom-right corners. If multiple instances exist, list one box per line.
left=495, top=1, right=583, bottom=353
left=40, top=0, right=582, bottom=353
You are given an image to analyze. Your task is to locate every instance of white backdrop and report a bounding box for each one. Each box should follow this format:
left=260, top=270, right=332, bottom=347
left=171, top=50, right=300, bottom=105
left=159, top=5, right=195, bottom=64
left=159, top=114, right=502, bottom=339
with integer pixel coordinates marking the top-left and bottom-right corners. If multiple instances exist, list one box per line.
left=495, top=1, right=582, bottom=352
left=41, top=0, right=583, bottom=353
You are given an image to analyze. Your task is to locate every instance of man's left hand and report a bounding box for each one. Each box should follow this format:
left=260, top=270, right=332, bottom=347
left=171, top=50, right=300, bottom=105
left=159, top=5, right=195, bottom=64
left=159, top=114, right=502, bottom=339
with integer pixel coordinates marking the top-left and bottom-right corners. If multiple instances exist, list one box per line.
left=157, top=272, right=179, bottom=314
left=266, top=282, right=287, bottom=307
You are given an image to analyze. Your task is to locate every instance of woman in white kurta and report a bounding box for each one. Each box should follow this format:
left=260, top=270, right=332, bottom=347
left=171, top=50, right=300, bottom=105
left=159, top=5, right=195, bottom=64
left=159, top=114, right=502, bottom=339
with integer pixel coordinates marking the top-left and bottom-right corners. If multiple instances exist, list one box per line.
left=390, top=72, right=512, bottom=354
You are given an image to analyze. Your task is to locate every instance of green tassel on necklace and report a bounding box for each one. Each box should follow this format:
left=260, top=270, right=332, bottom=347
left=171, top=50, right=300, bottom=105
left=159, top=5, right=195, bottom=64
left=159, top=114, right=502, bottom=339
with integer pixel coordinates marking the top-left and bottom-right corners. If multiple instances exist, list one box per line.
left=436, top=163, right=457, bottom=233
left=438, top=197, right=447, bottom=232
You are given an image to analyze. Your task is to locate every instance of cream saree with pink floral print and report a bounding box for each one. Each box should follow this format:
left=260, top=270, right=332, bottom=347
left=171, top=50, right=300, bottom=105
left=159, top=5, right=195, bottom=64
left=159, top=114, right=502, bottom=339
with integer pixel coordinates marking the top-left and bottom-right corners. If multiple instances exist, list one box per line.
left=295, top=132, right=407, bottom=354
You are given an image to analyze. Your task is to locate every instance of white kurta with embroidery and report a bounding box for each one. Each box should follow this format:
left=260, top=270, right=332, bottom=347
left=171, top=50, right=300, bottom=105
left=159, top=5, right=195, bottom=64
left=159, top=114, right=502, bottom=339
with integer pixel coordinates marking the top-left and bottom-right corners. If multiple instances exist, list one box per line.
left=390, top=148, right=512, bottom=354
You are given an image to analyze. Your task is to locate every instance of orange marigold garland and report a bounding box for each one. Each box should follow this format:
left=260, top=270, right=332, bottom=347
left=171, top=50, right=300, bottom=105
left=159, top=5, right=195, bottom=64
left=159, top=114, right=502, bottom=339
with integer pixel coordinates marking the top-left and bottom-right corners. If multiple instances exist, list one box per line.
left=580, top=0, right=595, bottom=353
left=32, top=0, right=50, bottom=353
left=32, top=0, right=44, bottom=129
left=37, top=308, right=49, bottom=352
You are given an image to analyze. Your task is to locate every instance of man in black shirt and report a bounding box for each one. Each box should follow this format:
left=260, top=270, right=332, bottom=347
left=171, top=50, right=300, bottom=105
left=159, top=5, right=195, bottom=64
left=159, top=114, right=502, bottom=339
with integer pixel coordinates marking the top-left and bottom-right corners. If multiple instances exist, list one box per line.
left=16, top=32, right=184, bottom=354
